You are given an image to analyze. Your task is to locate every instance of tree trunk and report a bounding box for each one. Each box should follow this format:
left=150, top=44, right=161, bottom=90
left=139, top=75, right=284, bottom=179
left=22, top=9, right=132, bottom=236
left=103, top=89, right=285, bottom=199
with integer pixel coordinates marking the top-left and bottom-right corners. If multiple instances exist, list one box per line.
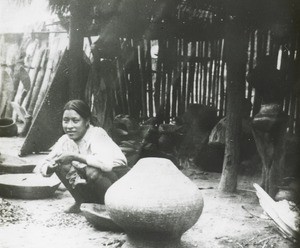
left=69, top=0, right=85, bottom=100
left=218, top=20, right=247, bottom=192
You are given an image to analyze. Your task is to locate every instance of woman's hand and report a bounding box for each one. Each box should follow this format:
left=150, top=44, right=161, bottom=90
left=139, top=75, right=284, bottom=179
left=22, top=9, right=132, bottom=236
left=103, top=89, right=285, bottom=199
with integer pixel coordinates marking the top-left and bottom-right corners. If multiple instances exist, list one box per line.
left=72, top=161, right=87, bottom=169
left=55, top=152, right=77, bottom=165
left=40, top=161, right=59, bottom=177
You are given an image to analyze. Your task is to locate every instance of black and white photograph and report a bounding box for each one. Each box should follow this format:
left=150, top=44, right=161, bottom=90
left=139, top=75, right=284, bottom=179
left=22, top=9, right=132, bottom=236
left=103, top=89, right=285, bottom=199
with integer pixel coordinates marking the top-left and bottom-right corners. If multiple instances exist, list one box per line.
left=0, top=0, right=299, bottom=247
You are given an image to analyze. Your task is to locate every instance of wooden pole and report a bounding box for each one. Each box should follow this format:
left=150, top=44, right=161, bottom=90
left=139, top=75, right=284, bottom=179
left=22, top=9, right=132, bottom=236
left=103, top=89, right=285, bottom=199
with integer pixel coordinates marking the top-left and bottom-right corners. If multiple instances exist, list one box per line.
left=154, top=39, right=163, bottom=114
left=177, top=39, right=183, bottom=115
left=208, top=41, right=213, bottom=106
left=219, top=39, right=226, bottom=117
left=146, top=39, right=153, bottom=117
left=161, top=40, right=167, bottom=117
left=195, top=42, right=200, bottom=103
left=182, top=40, right=188, bottom=111
left=215, top=39, right=221, bottom=111
left=199, top=41, right=203, bottom=104
left=139, top=40, right=148, bottom=119
left=171, top=38, right=180, bottom=117
left=69, top=0, right=85, bottom=100
left=187, top=41, right=196, bottom=105
left=203, top=41, right=208, bottom=105
left=218, top=18, right=247, bottom=193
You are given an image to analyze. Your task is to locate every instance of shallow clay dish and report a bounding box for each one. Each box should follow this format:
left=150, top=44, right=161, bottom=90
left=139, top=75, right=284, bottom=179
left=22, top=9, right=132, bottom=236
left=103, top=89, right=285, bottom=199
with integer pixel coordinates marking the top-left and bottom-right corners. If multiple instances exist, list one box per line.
left=0, top=173, right=60, bottom=199
left=0, top=118, right=18, bottom=137
left=0, top=154, right=35, bottom=174
left=80, top=203, right=123, bottom=232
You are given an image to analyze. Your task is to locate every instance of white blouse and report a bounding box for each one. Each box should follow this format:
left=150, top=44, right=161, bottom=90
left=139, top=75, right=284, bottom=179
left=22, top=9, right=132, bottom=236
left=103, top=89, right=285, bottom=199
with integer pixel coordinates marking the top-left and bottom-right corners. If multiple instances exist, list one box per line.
left=41, top=125, right=127, bottom=172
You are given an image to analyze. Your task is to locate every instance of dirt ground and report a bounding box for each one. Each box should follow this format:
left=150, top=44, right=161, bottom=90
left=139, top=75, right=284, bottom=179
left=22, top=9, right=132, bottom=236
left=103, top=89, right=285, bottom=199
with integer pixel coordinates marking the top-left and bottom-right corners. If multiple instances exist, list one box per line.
left=0, top=137, right=297, bottom=248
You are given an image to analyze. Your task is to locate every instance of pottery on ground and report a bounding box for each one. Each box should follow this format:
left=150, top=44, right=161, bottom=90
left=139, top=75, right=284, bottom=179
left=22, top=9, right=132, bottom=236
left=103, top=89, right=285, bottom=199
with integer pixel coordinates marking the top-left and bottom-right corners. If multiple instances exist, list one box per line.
left=252, top=103, right=287, bottom=132
left=80, top=203, right=123, bottom=232
left=0, top=153, right=35, bottom=174
left=105, top=157, right=204, bottom=248
left=0, top=118, right=18, bottom=137
left=0, top=173, right=60, bottom=199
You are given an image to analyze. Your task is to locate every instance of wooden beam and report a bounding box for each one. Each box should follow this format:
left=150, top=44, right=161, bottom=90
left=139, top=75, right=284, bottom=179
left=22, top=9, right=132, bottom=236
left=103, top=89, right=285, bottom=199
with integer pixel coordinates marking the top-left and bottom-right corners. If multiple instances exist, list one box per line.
left=218, top=17, right=248, bottom=193
left=68, top=0, right=85, bottom=100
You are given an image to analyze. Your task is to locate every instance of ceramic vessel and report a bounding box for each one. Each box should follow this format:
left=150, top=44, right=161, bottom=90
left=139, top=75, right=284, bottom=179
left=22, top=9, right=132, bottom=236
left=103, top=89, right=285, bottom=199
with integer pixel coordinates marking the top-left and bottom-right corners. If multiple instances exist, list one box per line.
left=0, top=173, right=60, bottom=199
left=252, top=103, right=287, bottom=132
left=0, top=153, right=35, bottom=174
left=0, top=118, right=18, bottom=137
left=80, top=203, right=123, bottom=232
left=105, top=157, right=204, bottom=248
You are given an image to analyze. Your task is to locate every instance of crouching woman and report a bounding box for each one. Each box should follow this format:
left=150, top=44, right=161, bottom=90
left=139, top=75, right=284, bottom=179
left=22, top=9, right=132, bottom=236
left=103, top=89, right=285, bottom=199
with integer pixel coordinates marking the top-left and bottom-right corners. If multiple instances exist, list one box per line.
left=37, top=100, right=129, bottom=213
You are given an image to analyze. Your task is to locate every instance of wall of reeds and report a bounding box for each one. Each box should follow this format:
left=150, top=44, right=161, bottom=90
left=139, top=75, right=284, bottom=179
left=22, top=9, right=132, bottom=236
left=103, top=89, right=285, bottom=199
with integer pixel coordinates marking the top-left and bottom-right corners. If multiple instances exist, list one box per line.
left=107, top=28, right=300, bottom=134
left=1, top=28, right=299, bottom=136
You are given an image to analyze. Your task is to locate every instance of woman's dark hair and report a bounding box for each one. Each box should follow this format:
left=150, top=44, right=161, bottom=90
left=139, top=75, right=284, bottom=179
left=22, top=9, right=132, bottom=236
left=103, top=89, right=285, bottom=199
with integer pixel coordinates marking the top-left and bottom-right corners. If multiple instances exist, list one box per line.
left=63, top=100, right=91, bottom=120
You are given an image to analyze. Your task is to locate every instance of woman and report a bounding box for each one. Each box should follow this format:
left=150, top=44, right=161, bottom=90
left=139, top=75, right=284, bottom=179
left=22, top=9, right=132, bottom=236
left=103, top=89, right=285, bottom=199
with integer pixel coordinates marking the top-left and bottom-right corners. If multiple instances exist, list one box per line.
left=38, top=100, right=129, bottom=213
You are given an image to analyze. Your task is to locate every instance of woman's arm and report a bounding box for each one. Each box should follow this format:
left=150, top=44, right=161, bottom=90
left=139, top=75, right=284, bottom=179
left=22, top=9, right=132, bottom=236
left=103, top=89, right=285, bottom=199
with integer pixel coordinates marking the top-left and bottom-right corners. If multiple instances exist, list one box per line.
left=36, top=136, right=66, bottom=176
left=54, top=152, right=86, bottom=165
left=54, top=128, right=127, bottom=172
left=84, top=128, right=127, bottom=172
left=55, top=152, right=114, bottom=172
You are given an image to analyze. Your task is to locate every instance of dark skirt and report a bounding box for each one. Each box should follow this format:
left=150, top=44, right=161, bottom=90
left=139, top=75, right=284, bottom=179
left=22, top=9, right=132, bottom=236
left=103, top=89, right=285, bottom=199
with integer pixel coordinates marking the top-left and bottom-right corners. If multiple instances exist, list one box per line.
left=53, top=163, right=130, bottom=204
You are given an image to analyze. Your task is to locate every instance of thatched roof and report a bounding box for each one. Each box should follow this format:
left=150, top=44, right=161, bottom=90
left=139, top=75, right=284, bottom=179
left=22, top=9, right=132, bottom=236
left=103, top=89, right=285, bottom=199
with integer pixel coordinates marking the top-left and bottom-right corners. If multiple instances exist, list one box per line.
left=47, top=0, right=300, bottom=21
left=13, top=0, right=300, bottom=39
left=48, top=0, right=300, bottom=38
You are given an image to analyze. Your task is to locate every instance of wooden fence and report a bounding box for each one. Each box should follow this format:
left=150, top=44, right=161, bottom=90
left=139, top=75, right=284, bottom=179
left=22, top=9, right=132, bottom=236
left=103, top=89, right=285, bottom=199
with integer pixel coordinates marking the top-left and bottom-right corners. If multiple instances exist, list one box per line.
left=1, top=28, right=299, bottom=136
left=108, top=28, right=299, bottom=134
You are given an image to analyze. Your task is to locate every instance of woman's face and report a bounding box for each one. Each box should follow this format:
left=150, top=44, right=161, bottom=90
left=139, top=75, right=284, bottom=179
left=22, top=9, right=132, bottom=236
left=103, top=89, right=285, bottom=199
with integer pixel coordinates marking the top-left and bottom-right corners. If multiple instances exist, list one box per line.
left=62, top=109, right=89, bottom=141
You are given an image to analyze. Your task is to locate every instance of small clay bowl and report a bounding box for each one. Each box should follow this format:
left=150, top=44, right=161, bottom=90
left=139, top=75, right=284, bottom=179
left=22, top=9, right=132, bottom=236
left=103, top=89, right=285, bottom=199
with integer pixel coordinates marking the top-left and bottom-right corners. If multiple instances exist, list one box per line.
left=80, top=203, right=123, bottom=232
left=0, top=118, right=18, bottom=137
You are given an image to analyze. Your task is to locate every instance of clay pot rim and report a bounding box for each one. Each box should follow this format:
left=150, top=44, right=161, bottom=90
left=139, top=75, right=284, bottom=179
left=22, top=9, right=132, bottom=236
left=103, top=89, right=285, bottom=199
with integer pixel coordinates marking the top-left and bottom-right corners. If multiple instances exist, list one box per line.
left=0, top=118, right=16, bottom=127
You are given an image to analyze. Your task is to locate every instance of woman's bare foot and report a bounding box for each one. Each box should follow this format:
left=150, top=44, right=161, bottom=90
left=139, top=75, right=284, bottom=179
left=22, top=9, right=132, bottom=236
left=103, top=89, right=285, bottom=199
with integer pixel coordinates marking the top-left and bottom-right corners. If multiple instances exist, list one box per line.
left=64, top=202, right=81, bottom=213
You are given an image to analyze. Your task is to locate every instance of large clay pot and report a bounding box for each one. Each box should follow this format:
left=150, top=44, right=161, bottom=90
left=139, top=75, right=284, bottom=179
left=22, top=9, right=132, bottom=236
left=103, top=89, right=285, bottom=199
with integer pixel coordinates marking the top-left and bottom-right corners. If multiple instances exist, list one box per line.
left=105, top=157, right=204, bottom=248
left=252, top=103, right=286, bottom=133
left=0, top=118, right=18, bottom=137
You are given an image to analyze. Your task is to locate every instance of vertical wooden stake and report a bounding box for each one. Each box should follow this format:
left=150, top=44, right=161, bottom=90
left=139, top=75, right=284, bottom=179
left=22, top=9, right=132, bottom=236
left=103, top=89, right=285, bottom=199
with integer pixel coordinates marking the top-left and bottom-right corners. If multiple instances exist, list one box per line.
left=69, top=0, right=85, bottom=100
left=218, top=18, right=247, bottom=193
